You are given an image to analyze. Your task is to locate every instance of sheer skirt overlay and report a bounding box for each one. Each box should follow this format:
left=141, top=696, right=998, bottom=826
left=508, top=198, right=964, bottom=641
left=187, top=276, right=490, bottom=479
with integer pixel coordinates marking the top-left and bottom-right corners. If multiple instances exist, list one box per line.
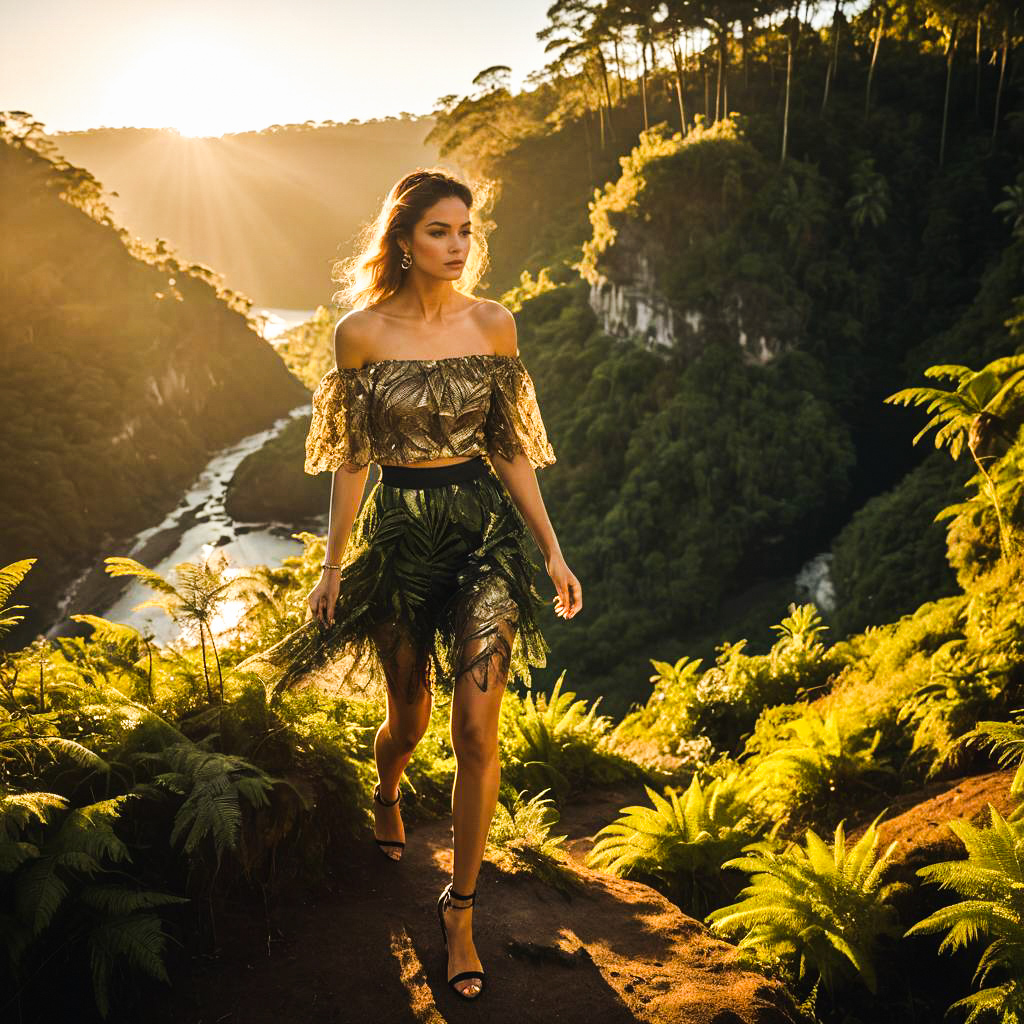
left=234, top=465, right=549, bottom=704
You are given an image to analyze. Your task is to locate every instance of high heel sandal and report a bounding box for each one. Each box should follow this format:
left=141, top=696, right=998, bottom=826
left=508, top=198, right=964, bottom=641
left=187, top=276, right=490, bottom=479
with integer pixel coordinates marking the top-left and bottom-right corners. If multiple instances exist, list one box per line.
left=436, top=881, right=486, bottom=1000
left=372, top=782, right=405, bottom=861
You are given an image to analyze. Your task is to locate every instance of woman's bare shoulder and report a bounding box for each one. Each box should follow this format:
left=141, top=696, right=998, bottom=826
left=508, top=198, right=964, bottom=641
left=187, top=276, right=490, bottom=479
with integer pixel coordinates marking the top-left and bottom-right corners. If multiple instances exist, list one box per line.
left=470, top=298, right=518, bottom=357
left=333, top=309, right=381, bottom=369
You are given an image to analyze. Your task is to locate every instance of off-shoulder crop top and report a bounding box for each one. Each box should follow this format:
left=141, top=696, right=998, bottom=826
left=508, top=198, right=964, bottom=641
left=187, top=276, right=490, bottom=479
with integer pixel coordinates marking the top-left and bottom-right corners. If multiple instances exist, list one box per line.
left=304, top=352, right=556, bottom=474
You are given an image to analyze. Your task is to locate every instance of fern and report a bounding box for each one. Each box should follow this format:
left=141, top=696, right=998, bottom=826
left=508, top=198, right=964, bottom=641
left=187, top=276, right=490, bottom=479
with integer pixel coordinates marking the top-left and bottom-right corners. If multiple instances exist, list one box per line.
left=0, top=559, right=36, bottom=641
left=502, top=671, right=633, bottom=803
left=586, top=770, right=765, bottom=915
left=706, top=812, right=906, bottom=997
left=81, top=884, right=189, bottom=1018
left=135, top=740, right=278, bottom=865
left=748, top=704, right=896, bottom=825
left=957, top=718, right=1024, bottom=796
left=487, top=788, right=572, bottom=889
left=905, top=805, right=1024, bottom=1023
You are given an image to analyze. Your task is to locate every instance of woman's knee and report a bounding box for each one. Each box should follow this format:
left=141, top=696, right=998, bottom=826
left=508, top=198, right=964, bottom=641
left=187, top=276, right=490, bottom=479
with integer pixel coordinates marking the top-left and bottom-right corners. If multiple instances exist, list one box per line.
left=385, top=696, right=431, bottom=753
left=451, top=719, right=498, bottom=768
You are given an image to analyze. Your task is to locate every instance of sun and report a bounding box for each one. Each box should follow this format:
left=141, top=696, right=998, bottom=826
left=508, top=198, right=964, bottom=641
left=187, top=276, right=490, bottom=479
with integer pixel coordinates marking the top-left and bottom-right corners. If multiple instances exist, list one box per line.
left=109, top=31, right=268, bottom=137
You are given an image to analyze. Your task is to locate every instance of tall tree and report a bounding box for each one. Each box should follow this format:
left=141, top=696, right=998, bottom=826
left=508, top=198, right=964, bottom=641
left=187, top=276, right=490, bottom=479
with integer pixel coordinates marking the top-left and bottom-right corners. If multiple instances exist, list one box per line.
left=864, top=0, right=888, bottom=119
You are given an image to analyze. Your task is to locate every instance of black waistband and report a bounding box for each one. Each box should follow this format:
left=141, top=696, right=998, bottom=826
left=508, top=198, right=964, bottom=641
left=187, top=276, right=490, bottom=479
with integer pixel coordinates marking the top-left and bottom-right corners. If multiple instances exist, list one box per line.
left=379, top=456, right=490, bottom=489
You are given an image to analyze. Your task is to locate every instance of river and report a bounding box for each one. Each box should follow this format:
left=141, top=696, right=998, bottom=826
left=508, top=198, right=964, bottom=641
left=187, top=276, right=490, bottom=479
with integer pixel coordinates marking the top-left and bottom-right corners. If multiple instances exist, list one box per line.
left=47, top=309, right=324, bottom=647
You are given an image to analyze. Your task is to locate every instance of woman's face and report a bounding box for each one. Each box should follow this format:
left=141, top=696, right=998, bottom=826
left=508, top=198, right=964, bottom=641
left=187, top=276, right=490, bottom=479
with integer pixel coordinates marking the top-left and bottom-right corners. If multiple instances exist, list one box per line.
left=405, top=196, right=472, bottom=279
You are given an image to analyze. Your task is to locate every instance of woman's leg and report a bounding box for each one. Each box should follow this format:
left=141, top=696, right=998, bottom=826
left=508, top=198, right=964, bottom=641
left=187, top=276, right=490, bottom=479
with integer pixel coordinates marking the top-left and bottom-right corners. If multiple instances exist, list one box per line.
left=445, top=596, right=519, bottom=995
left=370, top=620, right=432, bottom=857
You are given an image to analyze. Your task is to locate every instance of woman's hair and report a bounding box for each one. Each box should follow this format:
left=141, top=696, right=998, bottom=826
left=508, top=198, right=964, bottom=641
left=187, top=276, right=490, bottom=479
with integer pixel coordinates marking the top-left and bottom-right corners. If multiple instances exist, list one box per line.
left=331, top=167, right=493, bottom=310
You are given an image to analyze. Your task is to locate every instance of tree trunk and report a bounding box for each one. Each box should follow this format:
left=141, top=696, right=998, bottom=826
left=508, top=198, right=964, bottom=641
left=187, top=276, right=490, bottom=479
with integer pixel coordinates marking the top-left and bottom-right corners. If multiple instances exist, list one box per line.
left=672, top=38, right=687, bottom=131
left=199, top=625, right=213, bottom=702
left=939, top=19, right=959, bottom=166
left=704, top=50, right=711, bottom=120
left=782, top=22, right=793, bottom=162
left=641, top=39, right=650, bottom=131
left=992, top=20, right=1008, bottom=140
left=974, top=12, right=982, bottom=120
left=598, top=48, right=617, bottom=141
left=715, top=29, right=725, bottom=121
left=613, top=38, right=625, bottom=104
left=865, top=5, right=884, bottom=119
left=583, top=104, right=595, bottom=179
left=822, top=0, right=842, bottom=113
left=742, top=21, right=750, bottom=90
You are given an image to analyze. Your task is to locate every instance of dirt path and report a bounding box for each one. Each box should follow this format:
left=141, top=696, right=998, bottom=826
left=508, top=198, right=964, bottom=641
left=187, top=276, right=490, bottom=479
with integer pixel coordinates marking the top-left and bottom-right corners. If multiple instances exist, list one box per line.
left=160, top=781, right=800, bottom=1024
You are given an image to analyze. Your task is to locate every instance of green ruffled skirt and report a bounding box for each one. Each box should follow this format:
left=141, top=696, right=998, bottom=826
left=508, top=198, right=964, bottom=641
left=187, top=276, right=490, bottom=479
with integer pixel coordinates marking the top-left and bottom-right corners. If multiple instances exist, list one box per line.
left=235, top=456, right=550, bottom=704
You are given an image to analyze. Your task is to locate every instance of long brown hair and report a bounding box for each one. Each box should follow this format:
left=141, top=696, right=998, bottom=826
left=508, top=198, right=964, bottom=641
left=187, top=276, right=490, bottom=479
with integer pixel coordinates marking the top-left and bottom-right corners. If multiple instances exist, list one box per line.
left=331, top=168, right=493, bottom=310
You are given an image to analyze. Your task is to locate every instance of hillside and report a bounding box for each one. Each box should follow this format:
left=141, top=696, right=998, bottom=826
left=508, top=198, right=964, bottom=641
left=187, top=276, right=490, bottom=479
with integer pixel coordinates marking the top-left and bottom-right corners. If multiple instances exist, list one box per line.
left=0, top=128, right=310, bottom=646
left=45, top=118, right=446, bottom=309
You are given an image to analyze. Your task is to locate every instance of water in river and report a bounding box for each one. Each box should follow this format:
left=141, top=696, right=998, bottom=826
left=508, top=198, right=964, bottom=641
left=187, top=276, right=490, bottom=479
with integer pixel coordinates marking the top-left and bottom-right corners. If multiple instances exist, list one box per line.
left=47, top=401, right=321, bottom=648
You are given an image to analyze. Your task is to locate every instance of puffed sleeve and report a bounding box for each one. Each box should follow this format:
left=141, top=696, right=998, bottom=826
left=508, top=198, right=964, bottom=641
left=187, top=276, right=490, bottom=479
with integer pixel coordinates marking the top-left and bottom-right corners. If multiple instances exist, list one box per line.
left=303, top=367, right=372, bottom=474
left=484, top=355, right=556, bottom=469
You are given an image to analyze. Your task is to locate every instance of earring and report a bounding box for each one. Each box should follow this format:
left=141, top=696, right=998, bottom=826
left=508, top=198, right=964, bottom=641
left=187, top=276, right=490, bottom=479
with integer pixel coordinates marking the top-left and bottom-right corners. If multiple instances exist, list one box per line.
left=400, top=250, right=412, bottom=270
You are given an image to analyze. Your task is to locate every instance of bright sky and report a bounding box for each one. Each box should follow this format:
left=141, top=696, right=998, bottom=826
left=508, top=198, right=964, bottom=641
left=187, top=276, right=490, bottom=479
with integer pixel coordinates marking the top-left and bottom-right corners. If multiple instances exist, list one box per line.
left=4, top=0, right=556, bottom=137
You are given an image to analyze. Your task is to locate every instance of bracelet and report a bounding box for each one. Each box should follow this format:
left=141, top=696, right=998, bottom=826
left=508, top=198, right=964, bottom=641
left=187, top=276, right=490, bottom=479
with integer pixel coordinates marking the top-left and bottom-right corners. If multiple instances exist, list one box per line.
left=323, top=562, right=342, bottom=570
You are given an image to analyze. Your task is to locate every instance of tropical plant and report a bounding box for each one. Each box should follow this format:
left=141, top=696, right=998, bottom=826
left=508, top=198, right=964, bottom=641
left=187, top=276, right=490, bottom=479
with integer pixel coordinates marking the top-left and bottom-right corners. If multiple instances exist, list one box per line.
left=885, top=355, right=1024, bottom=560
left=748, top=705, right=897, bottom=826
left=487, top=787, right=573, bottom=889
left=0, top=791, right=187, bottom=1018
left=131, top=739, right=282, bottom=870
left=905, top=805, right=1024, bottom=1023
left=501, top=671, right=636, bottom=804
left=586, top=770, right=765, bottom=915
left=897, top=638, right=1009, bottom=778
left=706, top=812, right=906, bottom=998
left=955, top=716, right=1024, bottom=798
left=104, top=552, right=268, bottom=703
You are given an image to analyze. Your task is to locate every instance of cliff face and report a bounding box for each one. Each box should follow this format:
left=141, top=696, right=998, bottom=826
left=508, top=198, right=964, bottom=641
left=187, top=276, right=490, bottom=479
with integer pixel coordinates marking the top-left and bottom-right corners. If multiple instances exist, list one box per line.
left=0, top=137, right=309, bottom=646
left=585, top=217, right=787, bottom=367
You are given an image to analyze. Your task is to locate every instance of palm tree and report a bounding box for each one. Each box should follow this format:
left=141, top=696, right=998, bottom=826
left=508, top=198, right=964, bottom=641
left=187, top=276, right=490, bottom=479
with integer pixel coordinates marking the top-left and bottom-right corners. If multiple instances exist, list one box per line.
left=103, top=552, right=266, bottom=702
left=845, top=156, right=891, bottom=236
left=885, top=354, right=1024, bottom=560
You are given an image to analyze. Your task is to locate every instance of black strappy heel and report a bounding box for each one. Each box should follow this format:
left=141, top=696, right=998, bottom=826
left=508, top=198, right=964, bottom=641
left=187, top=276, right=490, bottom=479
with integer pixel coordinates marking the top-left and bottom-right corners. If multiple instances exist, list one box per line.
left=372, top=782, right=405, bottom=860
left=436, top=881, right=486, bottom=1000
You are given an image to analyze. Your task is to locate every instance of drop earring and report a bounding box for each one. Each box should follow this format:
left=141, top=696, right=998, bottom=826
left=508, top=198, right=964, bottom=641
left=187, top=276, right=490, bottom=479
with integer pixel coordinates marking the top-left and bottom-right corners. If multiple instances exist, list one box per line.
left=400, top=250, right=412, bottom=270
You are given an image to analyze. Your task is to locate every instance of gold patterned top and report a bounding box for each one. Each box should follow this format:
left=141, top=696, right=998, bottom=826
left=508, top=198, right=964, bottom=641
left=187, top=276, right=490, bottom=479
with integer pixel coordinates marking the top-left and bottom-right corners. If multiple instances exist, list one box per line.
left=304, top=352, right=557, bottom=474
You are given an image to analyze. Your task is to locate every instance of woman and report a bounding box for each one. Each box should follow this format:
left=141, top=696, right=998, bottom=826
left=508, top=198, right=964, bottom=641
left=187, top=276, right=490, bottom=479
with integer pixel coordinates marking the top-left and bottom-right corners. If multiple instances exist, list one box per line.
left=240, top=169, right=581, bottom=1000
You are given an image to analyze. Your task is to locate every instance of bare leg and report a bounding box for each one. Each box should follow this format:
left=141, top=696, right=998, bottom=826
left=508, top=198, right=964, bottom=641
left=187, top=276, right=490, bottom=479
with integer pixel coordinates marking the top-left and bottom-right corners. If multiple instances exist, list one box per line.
left=445, top=601, right=518, bottom=996
left=370, top=620, right=432, bottom=858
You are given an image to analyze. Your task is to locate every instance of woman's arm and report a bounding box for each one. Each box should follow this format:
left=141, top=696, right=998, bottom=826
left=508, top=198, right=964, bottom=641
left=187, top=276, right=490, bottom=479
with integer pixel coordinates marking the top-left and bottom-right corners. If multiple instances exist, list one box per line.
left=489, top=447, right=580, bottom=620
left=310, top=317, right=373, bottom=626
left=481, top=301, right=581, bottom=619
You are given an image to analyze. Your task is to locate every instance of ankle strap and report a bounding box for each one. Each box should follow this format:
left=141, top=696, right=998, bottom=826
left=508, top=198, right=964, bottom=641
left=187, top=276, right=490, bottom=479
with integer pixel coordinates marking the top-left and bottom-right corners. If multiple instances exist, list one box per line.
left=373, top=782, right=400, bottom=806
left=446, top=883, right=476, bottom=905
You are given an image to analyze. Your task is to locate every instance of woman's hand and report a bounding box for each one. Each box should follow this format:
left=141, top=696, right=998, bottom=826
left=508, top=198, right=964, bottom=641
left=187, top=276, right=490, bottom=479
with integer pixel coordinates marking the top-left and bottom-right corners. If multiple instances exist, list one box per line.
left=307, top=568, right=341, bottom=628
left=546, top=551, right=582, bottom=619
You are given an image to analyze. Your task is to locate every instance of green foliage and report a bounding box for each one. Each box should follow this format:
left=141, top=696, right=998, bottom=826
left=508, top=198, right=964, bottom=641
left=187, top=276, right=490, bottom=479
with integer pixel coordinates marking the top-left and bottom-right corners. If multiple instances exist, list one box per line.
left=499, top=266, right=564, bottom=313
left=586, top=770, right=765, bottom=915
left=886, top=354, right=1024, bottom=561
left=747, top=705, right=897, bottom=828
left=105, top=553, right=269, bottom=704
left=943, top=433, right=1024, bottom=586
left=614, top=604, right=842, bottom=762
left=500, top=671, right=638, bottom=805
left=707, top=813, right=906, bottom=998
left=486, top=788, right=573, bottom=889
left=897, top=638, right=1011, bottom=779
left=133, top=740, right=278, bottom=867
left=829, top=450, right=969, bottom=637
left=0, top=790, right=187, bottom=1018
left=905, top=805, right=1024, bottom=1023
left=955, top=717, right=1024, bottom=798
